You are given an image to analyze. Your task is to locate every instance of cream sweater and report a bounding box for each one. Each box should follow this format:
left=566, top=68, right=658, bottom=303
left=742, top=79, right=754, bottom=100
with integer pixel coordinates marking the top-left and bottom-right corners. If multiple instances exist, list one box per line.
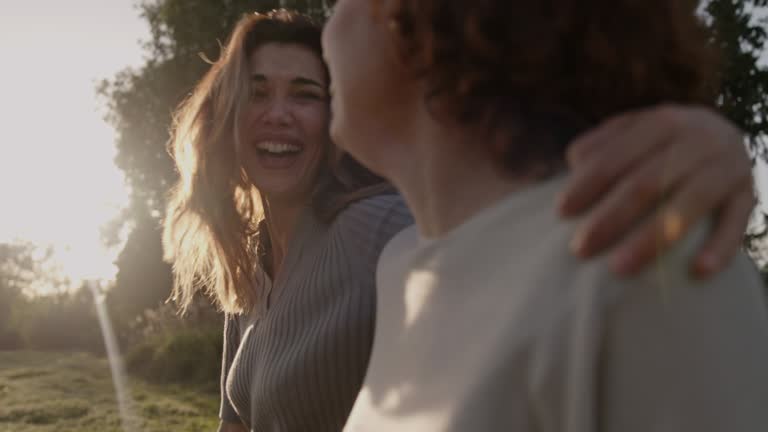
left=345, top=176, right=768, bottom=432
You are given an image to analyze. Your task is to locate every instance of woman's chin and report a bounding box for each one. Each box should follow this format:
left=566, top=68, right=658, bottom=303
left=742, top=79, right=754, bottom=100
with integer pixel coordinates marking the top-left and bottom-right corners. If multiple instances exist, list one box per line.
left=250, top=173, right=313, bottom=205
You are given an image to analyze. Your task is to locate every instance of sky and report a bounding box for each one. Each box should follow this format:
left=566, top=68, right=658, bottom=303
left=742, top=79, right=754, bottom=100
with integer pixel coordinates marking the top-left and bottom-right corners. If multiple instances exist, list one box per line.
left=0, top=1, right=149, bottom=288
left=0, top=1, right=766, bottom=292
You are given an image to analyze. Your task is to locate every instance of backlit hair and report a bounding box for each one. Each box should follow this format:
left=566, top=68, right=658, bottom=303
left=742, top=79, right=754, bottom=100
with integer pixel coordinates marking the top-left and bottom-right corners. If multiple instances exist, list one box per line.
left=164, top=10, right=389, bottom=314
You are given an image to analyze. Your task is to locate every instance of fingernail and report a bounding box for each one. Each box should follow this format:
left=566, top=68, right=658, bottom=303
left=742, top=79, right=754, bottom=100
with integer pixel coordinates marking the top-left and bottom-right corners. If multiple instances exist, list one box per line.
left=698, top=254, right=720, bottom=274
left=612, top=250, right=634, bottom=275
left=570, top=232, right=587, bottom=256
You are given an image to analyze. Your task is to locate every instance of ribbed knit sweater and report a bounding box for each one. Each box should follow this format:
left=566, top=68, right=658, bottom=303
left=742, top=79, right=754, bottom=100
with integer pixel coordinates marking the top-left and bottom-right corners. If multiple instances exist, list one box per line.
left=219, top=193, right=413, bottom=431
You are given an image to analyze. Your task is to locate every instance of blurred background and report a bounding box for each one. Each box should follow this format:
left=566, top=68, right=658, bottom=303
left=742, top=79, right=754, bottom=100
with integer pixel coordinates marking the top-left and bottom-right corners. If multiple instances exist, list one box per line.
left=0, top=0, right=766, bottom=431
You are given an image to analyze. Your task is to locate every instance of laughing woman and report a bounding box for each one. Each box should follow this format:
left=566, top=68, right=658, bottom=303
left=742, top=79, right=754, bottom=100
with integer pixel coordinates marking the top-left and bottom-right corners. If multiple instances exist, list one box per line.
left=164, top=9, right=757, bottom=432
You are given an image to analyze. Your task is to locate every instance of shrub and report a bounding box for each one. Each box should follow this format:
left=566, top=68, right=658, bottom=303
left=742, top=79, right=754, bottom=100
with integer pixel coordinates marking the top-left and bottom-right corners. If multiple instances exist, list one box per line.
left=124, top=300, right=223, bottom=386
left=126, top=327, right=222, bottom=385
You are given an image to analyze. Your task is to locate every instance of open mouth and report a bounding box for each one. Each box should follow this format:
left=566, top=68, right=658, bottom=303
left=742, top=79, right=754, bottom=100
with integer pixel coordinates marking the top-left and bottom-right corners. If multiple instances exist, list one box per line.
left=251, top=140, right=304, bottom=169
left=255, top=141, right=302, bottom=157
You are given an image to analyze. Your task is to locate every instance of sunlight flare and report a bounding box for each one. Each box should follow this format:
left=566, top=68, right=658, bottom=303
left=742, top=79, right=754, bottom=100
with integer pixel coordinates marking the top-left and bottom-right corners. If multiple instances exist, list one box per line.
left=89, top=280, right=142, bottom=432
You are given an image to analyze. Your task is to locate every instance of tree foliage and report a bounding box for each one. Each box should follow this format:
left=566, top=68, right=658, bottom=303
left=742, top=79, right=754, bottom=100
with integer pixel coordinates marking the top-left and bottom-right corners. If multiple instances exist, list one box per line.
left=16, top=285, right=103, bottom=353
left=0, top=243, right=77, bottom=349
left=705, top=0, right=768, bottom=257
left=0, top=243, right=36, bottom=348
left=706, top=0, right=768, bottom=159
left=105, top=212, right=173, bottom=331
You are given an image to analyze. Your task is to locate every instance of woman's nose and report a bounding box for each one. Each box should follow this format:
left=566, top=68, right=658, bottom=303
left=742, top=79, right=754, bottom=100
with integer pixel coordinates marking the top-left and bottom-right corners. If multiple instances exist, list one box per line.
left=260, top=97, right=293, bottom=126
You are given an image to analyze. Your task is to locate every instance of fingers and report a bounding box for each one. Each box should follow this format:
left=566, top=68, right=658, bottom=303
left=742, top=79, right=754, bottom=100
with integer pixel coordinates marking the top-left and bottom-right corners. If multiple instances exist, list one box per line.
left=566, top=111, right=635, bottom=166
left=570, top=123, right=725, bottom=257
left=692, top=182, right=757, bottom=278
left=560, top=110, right=669, bottom=217
left=562, top=103, right=754, bottom=279
left=570, top=143, right=702, bottom=257
left=608, top=157, right=745, bottom=276
left=560, top=105, right=696, bottom=217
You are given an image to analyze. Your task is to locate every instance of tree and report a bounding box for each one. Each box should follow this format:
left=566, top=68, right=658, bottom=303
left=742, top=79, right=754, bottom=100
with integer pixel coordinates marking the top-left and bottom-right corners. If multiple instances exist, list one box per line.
left=105, top=212, right=173, bottom=332
left=0, top=244, right=33, bottom=348
left=704, top=0, right=768, bottom=258
left=0, top=243, right=55, bottom=348
left=17, top=284, right=103, bottom=353
left=706, top=0, right=768, bottom=159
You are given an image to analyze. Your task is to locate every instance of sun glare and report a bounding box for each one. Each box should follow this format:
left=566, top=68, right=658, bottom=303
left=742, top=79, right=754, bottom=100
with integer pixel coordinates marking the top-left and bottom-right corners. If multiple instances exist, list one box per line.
left=0, top=13, right=133, bottom=292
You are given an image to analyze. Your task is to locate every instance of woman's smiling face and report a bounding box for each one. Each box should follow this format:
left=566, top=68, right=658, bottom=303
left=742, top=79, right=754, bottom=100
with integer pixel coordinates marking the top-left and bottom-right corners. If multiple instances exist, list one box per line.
left=237, top=42, right=330, bottom=202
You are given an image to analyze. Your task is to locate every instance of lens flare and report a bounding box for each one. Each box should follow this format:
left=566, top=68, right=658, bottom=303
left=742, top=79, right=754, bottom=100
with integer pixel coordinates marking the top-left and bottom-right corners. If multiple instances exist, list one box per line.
left=88, top=280, right=141, bottom=432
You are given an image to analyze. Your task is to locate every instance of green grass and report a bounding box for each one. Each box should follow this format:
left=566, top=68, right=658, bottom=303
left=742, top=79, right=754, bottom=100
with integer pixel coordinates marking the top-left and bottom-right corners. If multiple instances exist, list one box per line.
left=0, top=351, right=220, bottom=432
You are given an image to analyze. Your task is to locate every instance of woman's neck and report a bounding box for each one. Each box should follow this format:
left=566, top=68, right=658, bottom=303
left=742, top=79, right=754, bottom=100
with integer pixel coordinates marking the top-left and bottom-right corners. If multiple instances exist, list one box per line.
left=262, top=196, right=306, bottom=277
left=388, top=119, right=527, bottom=239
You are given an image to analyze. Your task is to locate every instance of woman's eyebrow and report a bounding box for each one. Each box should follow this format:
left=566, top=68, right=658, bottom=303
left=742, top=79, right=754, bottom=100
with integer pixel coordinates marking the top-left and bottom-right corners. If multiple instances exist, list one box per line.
left=291, top=77, right=325, bottom=89
left=250, top=74, right=325, bottom=89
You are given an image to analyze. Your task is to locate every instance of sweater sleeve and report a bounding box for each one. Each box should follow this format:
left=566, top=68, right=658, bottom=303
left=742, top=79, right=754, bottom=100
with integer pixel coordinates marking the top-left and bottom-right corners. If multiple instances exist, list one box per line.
left=332, top=193, right=414, bottom=274
left=530, top=224, right=768, bottom=432
left=219, top=313, right=242, bottom=423
left=597, top=247, right=768, bottom=431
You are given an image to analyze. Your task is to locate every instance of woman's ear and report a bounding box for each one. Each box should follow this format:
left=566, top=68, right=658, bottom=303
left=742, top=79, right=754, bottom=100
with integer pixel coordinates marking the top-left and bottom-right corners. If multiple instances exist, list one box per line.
left=374, top=0, right=418, bottom=70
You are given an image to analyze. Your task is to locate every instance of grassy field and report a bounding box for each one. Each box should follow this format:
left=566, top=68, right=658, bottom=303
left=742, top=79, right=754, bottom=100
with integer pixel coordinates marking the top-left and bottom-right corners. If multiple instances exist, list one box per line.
left=0, top=351, right=220, bottom=432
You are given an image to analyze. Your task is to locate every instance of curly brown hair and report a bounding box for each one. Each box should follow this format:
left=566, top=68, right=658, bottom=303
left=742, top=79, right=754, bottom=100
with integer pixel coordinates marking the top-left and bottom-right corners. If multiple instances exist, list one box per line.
left=389, top=0, right=719, bottom=175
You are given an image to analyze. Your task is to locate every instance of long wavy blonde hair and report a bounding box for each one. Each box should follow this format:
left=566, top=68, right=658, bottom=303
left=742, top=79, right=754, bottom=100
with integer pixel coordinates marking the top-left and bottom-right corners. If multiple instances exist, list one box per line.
left=163, top=10, right=391, bottom=315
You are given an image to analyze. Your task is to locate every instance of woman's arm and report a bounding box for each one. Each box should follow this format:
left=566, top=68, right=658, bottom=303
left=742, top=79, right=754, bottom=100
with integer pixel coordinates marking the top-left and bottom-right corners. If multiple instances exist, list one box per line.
left=560, top=105, right=754, bottom=279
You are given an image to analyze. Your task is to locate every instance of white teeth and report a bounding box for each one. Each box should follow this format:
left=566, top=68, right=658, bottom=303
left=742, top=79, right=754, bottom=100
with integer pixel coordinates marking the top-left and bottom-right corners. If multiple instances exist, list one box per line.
left=255, top=141, right=300, bottom=154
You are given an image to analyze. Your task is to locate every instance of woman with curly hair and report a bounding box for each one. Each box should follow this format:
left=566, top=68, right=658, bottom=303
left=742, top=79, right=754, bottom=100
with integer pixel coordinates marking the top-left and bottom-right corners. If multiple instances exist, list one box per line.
left=323, top=1, right=768, bottom=430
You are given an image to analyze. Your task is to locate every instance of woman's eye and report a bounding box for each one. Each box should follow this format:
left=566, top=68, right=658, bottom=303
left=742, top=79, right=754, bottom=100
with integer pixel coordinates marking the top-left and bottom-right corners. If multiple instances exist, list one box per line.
left=250, top=89, right=267, bottom=100
left=295, top=91, right=323, bottom=101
